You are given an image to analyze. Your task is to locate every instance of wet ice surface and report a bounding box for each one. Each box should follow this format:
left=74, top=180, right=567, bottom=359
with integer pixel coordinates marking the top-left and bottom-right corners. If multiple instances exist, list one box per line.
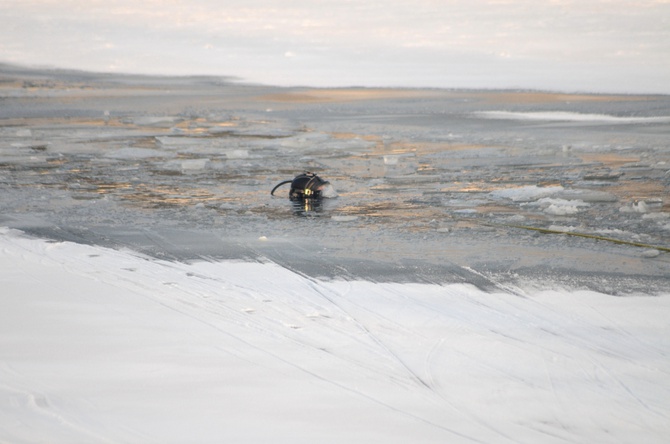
left=1, top=66, right=669, bottom=293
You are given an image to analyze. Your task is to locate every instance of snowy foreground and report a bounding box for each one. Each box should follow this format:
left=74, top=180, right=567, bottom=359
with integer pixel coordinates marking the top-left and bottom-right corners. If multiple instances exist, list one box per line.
left=2, top=227, right=669, bottom=443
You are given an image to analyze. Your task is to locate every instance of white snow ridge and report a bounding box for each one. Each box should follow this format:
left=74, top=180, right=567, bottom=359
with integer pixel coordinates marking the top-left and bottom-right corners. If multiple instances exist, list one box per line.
left=2, top=227, right=669, bottom=443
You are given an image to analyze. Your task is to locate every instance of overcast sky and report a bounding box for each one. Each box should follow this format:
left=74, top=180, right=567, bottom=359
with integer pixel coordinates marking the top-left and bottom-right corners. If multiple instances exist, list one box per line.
left=1, top=0, right=669, bottom=93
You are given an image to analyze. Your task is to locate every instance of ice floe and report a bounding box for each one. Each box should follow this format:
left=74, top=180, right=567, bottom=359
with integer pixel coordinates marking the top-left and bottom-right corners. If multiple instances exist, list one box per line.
left=105, top=147, right=176, bottom=159
left=527, top=197, right=590, bottom=216
left=474, top=111, right=670, bottom=123
left=489, top=185, right=564, bottom=202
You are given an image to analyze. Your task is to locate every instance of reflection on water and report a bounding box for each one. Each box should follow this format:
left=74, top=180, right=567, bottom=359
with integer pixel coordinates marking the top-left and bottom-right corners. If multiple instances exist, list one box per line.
left=291, top=198, right=325, bottom=217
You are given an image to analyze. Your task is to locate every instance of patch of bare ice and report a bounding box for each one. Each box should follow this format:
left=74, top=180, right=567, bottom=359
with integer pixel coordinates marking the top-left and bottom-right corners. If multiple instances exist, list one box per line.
left=526, top=197, right=590, bottom=216
left=619, top=201, right=650, bottom=214
left=332, top=215, right=358, bottom=222
left=132, top=116, right=179, bottom=126
left=489, top=185, right=564, bottom=202
left=556, top=190, right=618, bottom=203
left=105, top=147, right=176, bottom=159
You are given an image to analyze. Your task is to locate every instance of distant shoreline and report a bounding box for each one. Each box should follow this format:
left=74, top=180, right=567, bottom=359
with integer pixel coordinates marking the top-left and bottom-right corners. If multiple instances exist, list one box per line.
left=3, top=62, right=669, bottom=99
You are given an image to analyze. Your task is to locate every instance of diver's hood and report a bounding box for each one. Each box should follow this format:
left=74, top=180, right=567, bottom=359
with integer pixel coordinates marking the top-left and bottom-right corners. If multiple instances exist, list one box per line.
left=271, top=172, right=335, bottom=200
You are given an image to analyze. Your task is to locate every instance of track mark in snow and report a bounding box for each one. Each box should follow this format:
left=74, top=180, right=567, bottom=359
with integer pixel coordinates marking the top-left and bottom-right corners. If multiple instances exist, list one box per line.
left=0, top=383, right=118, bottom=444
left=303, top=276, right=434, bottom=388
left=423, top=338, right=520, bottom=443
left=284, top=323, right=302, bottom=329
left=461, top=266, right=527, bottom=297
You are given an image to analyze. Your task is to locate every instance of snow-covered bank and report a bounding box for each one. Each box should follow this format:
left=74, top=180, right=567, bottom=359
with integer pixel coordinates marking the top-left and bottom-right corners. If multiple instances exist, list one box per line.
left=2, top=227, right=669, bottom=443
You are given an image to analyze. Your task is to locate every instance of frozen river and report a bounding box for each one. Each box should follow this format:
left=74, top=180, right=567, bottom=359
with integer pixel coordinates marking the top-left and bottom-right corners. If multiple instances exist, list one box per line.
left=2, top=65, right=670, bottom=443
left=1, top=64, right=669, bottom=293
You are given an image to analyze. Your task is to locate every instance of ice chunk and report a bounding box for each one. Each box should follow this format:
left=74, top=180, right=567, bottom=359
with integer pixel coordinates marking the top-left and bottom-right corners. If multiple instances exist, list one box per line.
left=544, top=203, right=582, bottom=216
left=132, top=116, right=178, bottom=126
left=231, top=128, right=294, bottom=138
left=556, top=190, right=617, bottom=203
left=548, top=225, right=578, bottom=233
left=594, top=228, right=627, bottom=236
left=506, top=214, right=526, bottom=222
left=156, top=136, right=194, bottom=148
left=181, top=158, right=209, bottom=170
left=524, top=198, right=589, bottom=215
left=383, top=155, right=399, bottom=165
left=159, top=159, right=210, bottom=173
left=226, top=150, right=249, bottom=159
left=619, top=201, right=649, bottom=213
left=489, top=185, right=564, bottom=202
left=280, top=133, right=331, bottom=149
left=642, top=213, right=669, bottom=220
left=105, top=147, right=176, bottom=159
left=319, top=184, right=338, bottom=198
left=641, top=249, right=661, bottom=258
